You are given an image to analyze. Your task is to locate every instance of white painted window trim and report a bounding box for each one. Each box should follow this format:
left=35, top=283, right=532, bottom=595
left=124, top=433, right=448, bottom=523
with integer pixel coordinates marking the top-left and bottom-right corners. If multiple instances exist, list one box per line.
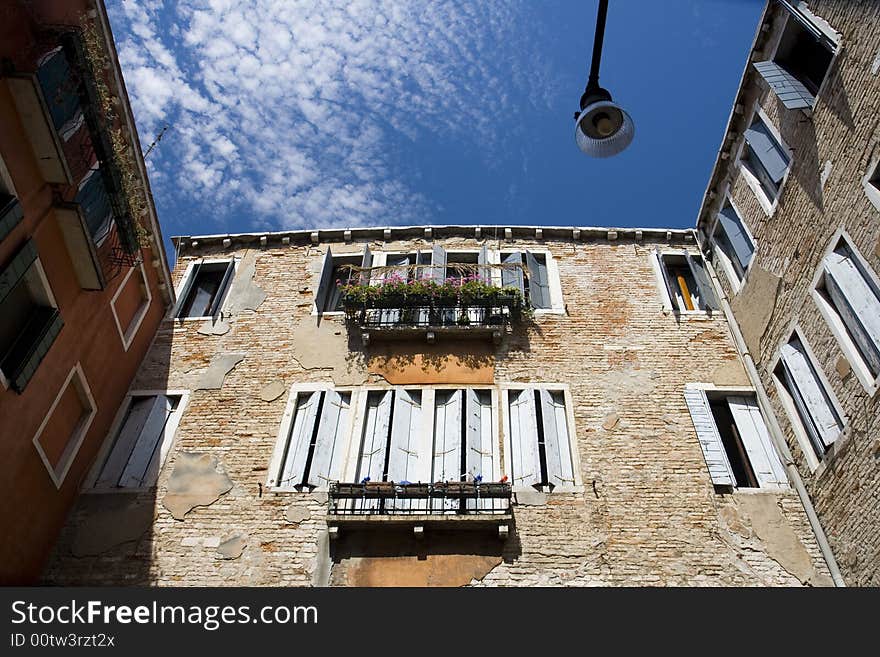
left=650, top=249, right=711, bottom=317
left=709, top=194, right=757, bottom=295
left=82, top=389, right=190, bottom=492
left=499, top=382, right=583, bottom=493
left=110, top=261, right=152, bottom=352
left=809, top=228, right=880, bottom=396
left=734, top=102, right=793, bottom=217
left=311, top=250, right=373, bottom=317
left=861, top=156, right=880, bottom=215
left=684, top=382, right=789, bottom=491
left=769, top=325, right=848, bottom=473
left=32, top=363, right=97, bottom=489
left=169, top=257, right=238, bottom=321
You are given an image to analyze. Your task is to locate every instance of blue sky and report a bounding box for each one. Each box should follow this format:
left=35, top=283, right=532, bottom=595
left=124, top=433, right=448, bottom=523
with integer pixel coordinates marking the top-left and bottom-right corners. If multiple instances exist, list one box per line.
left=108, top=0, right=763, bottom=252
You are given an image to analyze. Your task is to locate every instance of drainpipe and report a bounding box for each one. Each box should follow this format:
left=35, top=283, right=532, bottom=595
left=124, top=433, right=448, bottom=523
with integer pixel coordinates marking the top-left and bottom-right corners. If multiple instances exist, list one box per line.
left=695, top=230, right=846, bottom=587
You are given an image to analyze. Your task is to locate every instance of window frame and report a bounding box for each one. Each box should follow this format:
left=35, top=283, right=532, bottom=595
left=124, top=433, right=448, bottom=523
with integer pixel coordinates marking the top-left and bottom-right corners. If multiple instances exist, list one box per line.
left=861, top=157, right=880, bottom=215
left=734, top=104, right=792, bottom=216
left=110, top=261, right=152, bottom=352
left=492, top=248, right=565, bottom=314
left=82, top=389, right=190, bottom=493
left=709, top=194, right=757, bottom=294
left=31, top=362, right=97, bottom=489
left=650, top=249, right=717, bottom=316
left=170, top=257, right=237, bottom=321
left=810, top=229, right=880, bottom=396
left=769, top=327, right=847, bottom=473
left=312, top=250, right=386, bottom=317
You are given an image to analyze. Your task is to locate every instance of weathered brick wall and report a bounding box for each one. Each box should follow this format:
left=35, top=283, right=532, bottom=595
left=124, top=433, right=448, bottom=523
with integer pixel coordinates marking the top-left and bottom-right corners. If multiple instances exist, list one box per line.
left=699, top=1, right=880, bottom=586
left=43, top=232, right=832, bottom=586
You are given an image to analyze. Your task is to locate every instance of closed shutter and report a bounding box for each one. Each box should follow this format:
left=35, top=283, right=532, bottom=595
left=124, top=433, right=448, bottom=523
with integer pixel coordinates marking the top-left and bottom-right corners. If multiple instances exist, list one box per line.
left=727, top=396, right=787, bottom=489
left=744, top=119, right=789, bottom=184
left=278, top=391, right=321, bottom=487
left=431, top=245, right=447, bottom=284
left=525, top=251, right=550, bottom=308
left=502, top=251, right=525, bottom=296
left=824, top=249, right=880, bottom=376
left=96, top=396, right=155, bottom=488
left=685, top=253, right=719, bottom=311
left=717, top=205, right=754, bottom=275
left=508, top=389, right=541, bottom=488
left=477, top=245, right=490, bottom=284
left=118, top=395, right=173, bottom=488
left=465, top=389, right=494, bottom=480
left=387, top=389, right=422, bottom=482
left=209, top=260, right=235, bottom=319
left=433, top=389, right=462, bottom=482
left=307, top=390, right=350, bottom=487
left=358, top=391, right=392, bottom=481
left=779, top=340, right=841, bottom=448
left=36, top=48, right=80, bottom=130
left=753, top=61, right=814, bottom=110
left=540, top=389, right=576, bottom=488
left=683, top=388, right=735, bottom=486
left=314, top=248, right=335, bottom=312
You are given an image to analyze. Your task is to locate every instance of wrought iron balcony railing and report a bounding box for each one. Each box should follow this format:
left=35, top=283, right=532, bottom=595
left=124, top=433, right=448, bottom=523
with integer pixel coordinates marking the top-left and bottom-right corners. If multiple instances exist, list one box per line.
left=328, top=481, right=513, bottom=517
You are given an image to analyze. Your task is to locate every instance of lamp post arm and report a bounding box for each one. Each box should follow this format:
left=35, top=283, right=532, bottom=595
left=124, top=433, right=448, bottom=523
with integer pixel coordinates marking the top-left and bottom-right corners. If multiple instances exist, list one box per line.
left=586, top=0, right=609, bottom=91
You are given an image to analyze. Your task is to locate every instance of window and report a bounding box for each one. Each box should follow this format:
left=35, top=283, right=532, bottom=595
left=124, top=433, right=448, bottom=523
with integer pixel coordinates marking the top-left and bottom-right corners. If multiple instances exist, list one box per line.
left=684, top=387, right=787, bottom=490
left=32, top=363, right=97, bottom=488
left=653, top=251, right=718, bottom=313
left=90, top=392, right=187, bottom=490
left=110, top=263, right=152, bottom=351
left=505, top=387, right=576, bottom=490
left=0, top=157, right=23, bottom=243
left=741, top=114, right=790, bottom=205
left=813, top=236, right=880, bottom=391
left=314, top=245, right=372, bottom=313
left=863, top=160, right=880, bottom=215
left=0, top=240, right=62, bottom=392
left=500, top=251, right=551, bottom=309
left=175, top=259, right=234, bottom=319
left=712, top=201, right=755, bottom=287
left=269, top=387, right=353, bottom=490
left=774, top=334, right=844, bottom=461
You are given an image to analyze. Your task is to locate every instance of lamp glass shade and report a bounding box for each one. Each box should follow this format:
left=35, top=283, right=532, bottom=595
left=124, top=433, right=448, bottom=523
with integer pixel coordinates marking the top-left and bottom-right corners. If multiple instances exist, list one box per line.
left=575, top=100, right=634, bottom=158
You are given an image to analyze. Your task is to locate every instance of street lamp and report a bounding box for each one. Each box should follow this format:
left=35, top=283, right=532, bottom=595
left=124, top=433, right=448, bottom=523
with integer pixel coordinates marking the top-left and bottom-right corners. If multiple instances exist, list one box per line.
left=574, top=0, right=634, bottom=157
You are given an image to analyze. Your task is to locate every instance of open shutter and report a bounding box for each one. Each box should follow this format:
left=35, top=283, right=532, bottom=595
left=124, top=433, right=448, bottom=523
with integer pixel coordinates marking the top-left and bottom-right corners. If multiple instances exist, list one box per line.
left=744, top=120, right=789, bottom=184
left=96, top=396, right=154, bottom=487
left=683, top=388, right=735, bottom=486
left=727, top=396, right=787, bottom=489
left=508, top=389, right=541, bottom=488
left=685, top=253, right=719, bottom=311
left=477, top=245, right=490, bottom=284
left=465, top=389, right=494, bottom=480
left=314, top=247, right=334, bottom=312
left=824, top=250, right=880, bottom=375
left=752, top=61, right=814, bottom=110
left=118, top=395, right=173, bottom=488
left=717, top=205, right=754, bottom=274
left=652, top=250, right=677, bottom=308
left=780, top=341, right=841, bottom=447
left=387, top=389, right=422, bottom=482
left=433, top=389, right=462, bottom=482
left=279, top=391, right=321, bottom=487
left=307, top=390, right=350, bottom=487
left=358, top=391, right=392, bottom=481
left=502, top=251, right=525, bottom=295
left=540, top=390, right=575, bottom=488
left=359, top=244, right=372, bottom=285
left=175, top=262, right=202, bottom=318
left=209, top=260, right=235, bottom=320
left=431, top=244, right=447, bottom=284
left=525, top=251, right=550, bottom=308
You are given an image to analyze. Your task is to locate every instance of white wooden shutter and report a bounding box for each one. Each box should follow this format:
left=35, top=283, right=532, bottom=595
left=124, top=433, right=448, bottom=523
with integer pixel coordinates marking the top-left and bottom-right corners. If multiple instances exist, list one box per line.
left=96, top=396, right=155, bottom=487
left=358, top=391, right=392, bottom=481
left=502, top=251, right=524, bottom=295
left=117, top=395, right=173, bottom=488
left=716, top=204, right=754, bottom=275
left=824, top=249, right=880, bottom=375
left=278, top=390, right=321, bottom=487
left=744, top=118, right=790, bottom=184
left=314, top=248, right=335, bottom=312
left=540, top=389, right=576, bottom=488
left=307, top=389, right=350, bottom=487
left=465, top=389, right=494, bottom=480
left=525, top=251, right=550, bottom=308
left=683, top=388, right=735, bottom=486
left=752, top=61, right=814, bottom=110
left=727, top=396, right=787, bottom=489
left=433, top=389, right=462, bottom=482
left=508, top=389, right=541, bottom=488
left=359, top=244, right=372, bottom=285
left=387, top=389, right=422, bottom=482
left=685, top=253, right=719, bottom=311
left=779, top=341, right=841, bottom=447
left=431, top=245, right=447, bottom=283
left=477, top=245, right=490, bottom=284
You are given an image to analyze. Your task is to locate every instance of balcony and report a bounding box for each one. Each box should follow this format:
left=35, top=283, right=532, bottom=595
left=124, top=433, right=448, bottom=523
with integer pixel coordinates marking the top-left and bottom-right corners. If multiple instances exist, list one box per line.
left=327, top=481, right=513, bottom=539
left=340, top=266, right=527, bottom=345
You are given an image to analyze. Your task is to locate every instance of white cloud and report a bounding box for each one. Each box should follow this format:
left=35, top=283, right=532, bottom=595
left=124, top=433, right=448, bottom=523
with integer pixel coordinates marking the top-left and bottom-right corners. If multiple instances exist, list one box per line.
left=108, top=0, right=558, bottom=233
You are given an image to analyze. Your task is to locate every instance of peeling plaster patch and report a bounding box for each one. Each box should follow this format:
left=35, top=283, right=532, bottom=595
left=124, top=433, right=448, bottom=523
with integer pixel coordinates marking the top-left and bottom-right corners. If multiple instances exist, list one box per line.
left=285, top=505, right=311, bottom=524
left=311, top=491, right=329, bottom=505
left=70, top=495, right=154, bottom=556
left=730, top=266, right=781, bottom=356
left=875, top=237, right=880, bottom=260
left=711, top=359, right=751, bottom=387
left=203, top=537, right=222, bottom=548
left=835, top=355, right=851, bottom=379
left=312, top=530, right=331, bottom=587
left=163, top=453, right=234, bottom=520
left=225, top=253, right=267, bottom=314
left=596, top=367, right=656, bottom=397
left=216, top=535, right=247, bottom=560
left=259, top=381, right=287, bottom=402
left=873, top=47, right=880, bottom=75
left=369, top=344, right=494, bottom=385
left=602, top=413, right=620, bottom=431
left=515, top=490, right=548, bottom=506
left=339, top=554, right=503, bottom=587
left=197, top=353, right=245, bottom=390
left=820, top=160, right=833, bottom=190
left=197, top=319, right=231, bottom=336
left=290, top=318, right=366, bottom=385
